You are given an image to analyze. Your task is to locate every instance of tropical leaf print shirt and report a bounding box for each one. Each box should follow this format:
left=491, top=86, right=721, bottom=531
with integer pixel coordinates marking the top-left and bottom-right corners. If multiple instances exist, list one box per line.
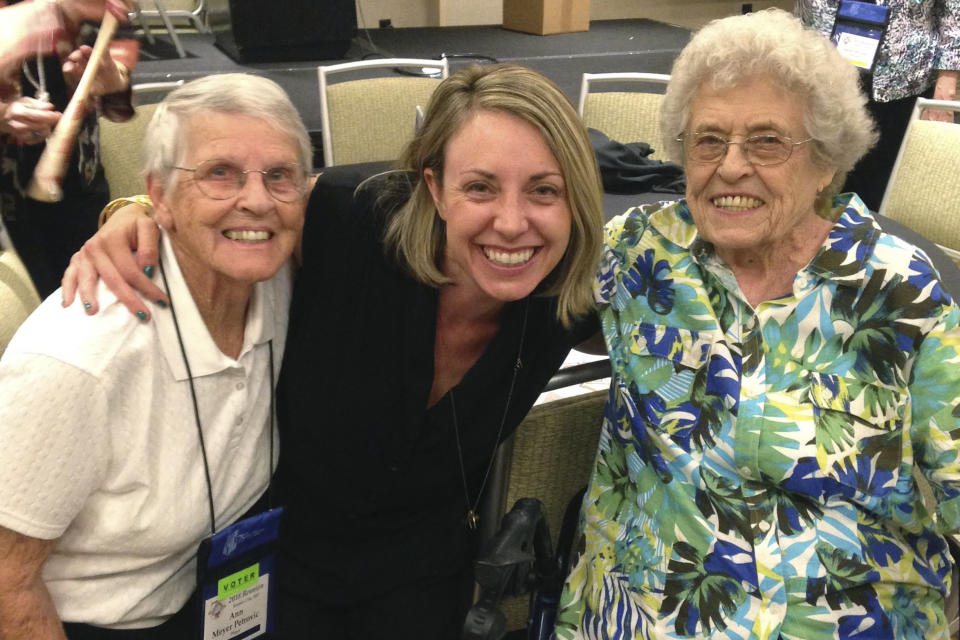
left=795, top=0, right=960, bottom=102
left=558, top=194, right=960, bottom=640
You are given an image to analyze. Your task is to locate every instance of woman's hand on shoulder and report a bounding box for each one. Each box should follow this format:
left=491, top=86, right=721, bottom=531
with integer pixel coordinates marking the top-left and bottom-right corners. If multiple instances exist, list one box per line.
left=60, top=202, right=168, bottom=320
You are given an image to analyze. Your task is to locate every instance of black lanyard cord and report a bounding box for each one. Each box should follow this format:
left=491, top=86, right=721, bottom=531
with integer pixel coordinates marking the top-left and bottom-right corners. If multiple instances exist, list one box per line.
left=267, top=339, right=275, bottom=508
left=158, top=250, right=275, bottom=536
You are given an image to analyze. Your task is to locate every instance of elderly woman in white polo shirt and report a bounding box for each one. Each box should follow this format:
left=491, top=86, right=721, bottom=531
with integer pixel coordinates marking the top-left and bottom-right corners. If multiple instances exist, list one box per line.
left=0, top=73, right=309, bottom=639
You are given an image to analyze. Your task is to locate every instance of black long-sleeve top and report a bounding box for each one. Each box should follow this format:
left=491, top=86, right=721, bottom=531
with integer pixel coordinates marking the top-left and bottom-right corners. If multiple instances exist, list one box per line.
left=275, top=165, right=597, bottom=604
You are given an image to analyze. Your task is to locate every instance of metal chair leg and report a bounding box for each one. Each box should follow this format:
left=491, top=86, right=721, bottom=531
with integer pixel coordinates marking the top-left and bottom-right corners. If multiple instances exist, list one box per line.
left=151, top=0, right=186, bottom=59
left=134, top=6, right=157, bottom=45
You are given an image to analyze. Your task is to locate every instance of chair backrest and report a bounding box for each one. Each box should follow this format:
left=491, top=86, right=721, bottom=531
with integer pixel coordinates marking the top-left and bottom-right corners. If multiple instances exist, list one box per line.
left=318, top=58, right=450, bottom=166
left=480, top=389, right=607, bottom=631
left=578, top=72, right=671, bottom=159
left=879, top=98, right=960, bottom=265
left=99, top=101, right=161, bottom=201
left=0, top=249, right=41, bottom=357
left=99, top=82, right=182, bottom=201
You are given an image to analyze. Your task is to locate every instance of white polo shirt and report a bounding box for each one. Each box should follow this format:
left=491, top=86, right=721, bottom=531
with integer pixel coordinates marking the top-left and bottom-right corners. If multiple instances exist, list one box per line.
left=0, top=233, right=293, bottom=628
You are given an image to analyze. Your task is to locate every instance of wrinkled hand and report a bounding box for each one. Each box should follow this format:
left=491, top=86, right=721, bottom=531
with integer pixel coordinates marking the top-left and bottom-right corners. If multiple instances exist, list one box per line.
left=61, top=203, right=168, bottom=320
left=921, top=70, right=958, bottom=122
left=62, top=45, right=129, bottom=96
left=0, top=97, right=60, bottom=145
left=58, top=0, right=134, bottom=26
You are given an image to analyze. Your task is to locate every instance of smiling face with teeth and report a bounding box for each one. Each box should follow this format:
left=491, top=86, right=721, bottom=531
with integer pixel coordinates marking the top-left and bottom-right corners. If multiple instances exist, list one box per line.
left=149, top=112, right=306, bottom=298
left=684, top=76, right=836, bottom=267
left=424, top=109, right=572, bottom=309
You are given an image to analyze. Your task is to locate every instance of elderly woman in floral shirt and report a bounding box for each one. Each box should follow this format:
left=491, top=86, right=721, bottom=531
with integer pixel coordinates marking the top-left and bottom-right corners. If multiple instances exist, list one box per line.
left=796, top=0, right=959, bottom=211
left=559, top=9, right=960, bottom=640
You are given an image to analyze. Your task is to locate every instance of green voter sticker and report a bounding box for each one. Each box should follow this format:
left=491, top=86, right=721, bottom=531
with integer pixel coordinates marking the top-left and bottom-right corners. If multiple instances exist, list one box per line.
left=218, top=564, right=260, bottom=600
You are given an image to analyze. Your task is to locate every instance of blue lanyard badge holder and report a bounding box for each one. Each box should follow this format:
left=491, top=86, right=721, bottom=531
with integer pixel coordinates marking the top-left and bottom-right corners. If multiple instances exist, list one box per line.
left=830, top=0, right=890, bottom=72
left=196, top=507, right=283, bottom=640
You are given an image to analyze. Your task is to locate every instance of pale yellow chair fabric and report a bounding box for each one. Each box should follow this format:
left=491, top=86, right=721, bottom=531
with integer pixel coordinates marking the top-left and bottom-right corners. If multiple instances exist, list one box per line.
left=318, top=58, right=450, bottom=166
left=577, top=72, right=671, bottom=159
left=0, top=249, right=41, bottom=357
left=99, top=101, right=161, bottom=201
left=480, top=389, right=607, bottom=631
left=879, top=98, right=960, bottom=267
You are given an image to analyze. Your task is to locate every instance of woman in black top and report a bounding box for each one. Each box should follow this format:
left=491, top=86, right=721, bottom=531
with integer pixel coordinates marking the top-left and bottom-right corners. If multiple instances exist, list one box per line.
left=63, top=63, right=605, bottom=639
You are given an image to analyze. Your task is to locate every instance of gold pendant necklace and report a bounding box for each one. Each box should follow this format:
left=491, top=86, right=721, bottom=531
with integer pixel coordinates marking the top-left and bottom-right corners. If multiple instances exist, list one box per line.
left=449, top=299, right=529, bottom=531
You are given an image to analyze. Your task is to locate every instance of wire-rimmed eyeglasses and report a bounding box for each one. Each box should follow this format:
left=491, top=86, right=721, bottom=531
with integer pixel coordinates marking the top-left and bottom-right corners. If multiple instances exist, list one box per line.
left=173, top=160, right=307, bottom=203
left=678, top=132, right=813, bottom=166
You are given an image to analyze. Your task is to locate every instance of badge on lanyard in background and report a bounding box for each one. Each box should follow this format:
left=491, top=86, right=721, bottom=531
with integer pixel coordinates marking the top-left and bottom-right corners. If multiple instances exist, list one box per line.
left=830, top=0, right=890, bottom=71
left=196, top=507, right=283, bottom=640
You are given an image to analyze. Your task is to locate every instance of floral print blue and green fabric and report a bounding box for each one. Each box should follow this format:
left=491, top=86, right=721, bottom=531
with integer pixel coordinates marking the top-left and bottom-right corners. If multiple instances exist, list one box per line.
left=558, top=193, right=960, bottom=640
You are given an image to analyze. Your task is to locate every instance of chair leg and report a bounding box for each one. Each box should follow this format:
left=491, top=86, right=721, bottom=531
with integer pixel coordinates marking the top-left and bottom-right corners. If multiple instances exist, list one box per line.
left=152, top=0, right=187, bottom=58
left=135, top=6, right=157, bottom=46
left=191, top=0, right=209, bottom=33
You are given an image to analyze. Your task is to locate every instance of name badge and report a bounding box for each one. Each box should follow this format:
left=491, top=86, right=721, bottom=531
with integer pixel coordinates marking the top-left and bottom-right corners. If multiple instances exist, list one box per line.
left=830, top=0, right=890, bottom=71
left=196, top=507, right=283, bottom=640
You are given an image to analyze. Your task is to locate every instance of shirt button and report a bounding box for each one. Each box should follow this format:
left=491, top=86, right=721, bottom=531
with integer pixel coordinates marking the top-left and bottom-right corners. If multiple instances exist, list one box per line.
left=235, top=416, right=243, bottom=426
left=740, top=466, right=752, bottom=478
left=796, top=276, right=809, bottom=289
left=236, top=382, right=245, bottom=391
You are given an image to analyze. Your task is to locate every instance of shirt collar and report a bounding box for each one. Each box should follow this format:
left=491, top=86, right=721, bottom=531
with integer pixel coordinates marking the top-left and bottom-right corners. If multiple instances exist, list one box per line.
left=648, top=193, right=879, bottom=286
left=153, top=231, right=278, bottom=380
left=806, top=193, right=881, bottom=286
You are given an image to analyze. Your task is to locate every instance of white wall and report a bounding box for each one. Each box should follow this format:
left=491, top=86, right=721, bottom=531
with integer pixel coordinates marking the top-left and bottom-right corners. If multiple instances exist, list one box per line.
left=354, top=0, right=793, bottom=30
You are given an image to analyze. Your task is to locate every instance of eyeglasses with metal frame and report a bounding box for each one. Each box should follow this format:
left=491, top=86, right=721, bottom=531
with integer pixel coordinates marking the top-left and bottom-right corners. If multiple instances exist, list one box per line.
left=172, top=160, right=307, bottom=203
left=678, top=132, right=814, bottom=166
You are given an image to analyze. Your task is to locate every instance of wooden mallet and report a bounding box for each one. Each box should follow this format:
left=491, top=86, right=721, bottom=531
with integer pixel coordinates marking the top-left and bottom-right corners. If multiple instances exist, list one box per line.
left=26, top=11, right=119, bottom=202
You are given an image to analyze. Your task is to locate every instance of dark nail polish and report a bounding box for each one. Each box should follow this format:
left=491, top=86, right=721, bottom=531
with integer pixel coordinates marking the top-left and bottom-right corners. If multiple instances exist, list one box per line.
left=143, top=265, right=155, bottom=278
left=156, top=299, right=167, bottom=308
left=136, top=311, right=148, bottom=322
left=83, top=302, right=92, bottom=312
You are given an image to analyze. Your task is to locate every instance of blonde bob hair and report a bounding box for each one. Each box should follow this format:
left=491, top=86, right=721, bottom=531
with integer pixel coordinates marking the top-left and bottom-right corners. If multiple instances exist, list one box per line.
left=382, top=63, right=603, bottom=327
left=661, top=8, right=878, bottom=208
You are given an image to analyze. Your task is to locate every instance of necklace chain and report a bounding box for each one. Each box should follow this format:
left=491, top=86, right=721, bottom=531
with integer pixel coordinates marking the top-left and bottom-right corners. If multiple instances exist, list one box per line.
left=450, top=299, right=529, bottom=531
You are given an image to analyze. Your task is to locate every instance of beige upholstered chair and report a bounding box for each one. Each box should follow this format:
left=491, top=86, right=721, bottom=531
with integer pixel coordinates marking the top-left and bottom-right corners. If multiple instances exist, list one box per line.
left=318, top=58, right=450, bottom=166
left=879, top=98, right=960, bottom=266
left=99, top=81, right=183, bottom=202
left=0, top=249, right=41, bottom=357
left=577, top=72, right=671, bottom=159
left=99, top=102, right=159, bottom=201
left=479, top=389, right=607, bottom=631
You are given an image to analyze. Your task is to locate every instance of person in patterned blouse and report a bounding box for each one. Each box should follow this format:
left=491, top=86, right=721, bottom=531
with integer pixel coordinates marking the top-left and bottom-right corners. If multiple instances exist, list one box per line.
left=796, top=0, right=959, bottom=211
left=559, top=8, right=960, bottom=640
